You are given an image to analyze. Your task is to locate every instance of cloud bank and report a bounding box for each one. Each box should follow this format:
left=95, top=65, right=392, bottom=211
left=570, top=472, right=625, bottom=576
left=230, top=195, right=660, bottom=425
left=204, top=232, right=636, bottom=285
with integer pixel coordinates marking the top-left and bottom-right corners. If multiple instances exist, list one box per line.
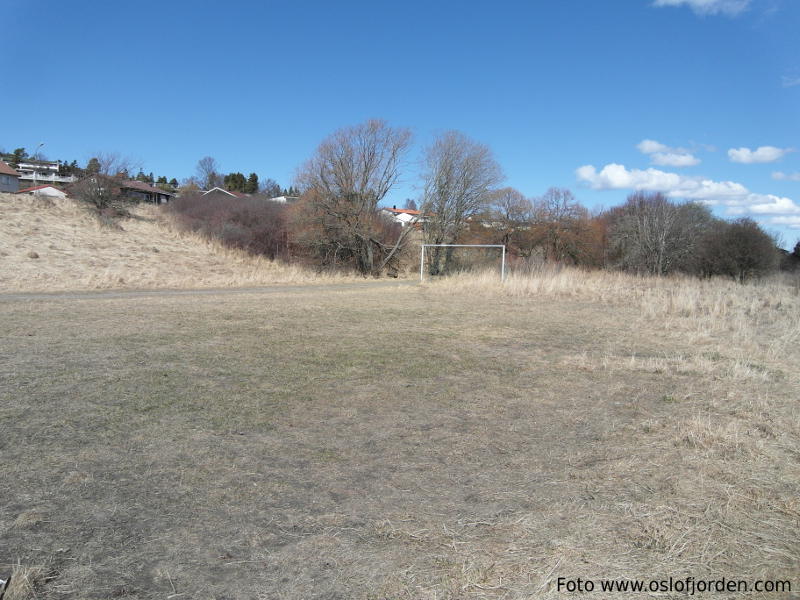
left=576, top=162, right=800, bottom=228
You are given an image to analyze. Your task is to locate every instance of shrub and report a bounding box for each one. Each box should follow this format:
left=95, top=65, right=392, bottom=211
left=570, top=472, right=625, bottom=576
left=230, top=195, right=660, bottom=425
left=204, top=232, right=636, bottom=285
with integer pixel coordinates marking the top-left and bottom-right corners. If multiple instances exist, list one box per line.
left=167, top=194, right=290, bottom=260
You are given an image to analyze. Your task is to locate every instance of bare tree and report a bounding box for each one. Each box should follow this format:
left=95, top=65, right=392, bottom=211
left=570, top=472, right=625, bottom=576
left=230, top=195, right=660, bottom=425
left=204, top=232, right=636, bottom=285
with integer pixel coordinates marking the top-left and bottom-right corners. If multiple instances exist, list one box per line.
left=421, top=131, right=503, bottom=274
left=695, top=218, right=779, bottom=281
left=487, top=187, right=532, bottom=247
left=530, top=188, right=591, bottom=263
left=69, top=173, right=122, bottom=210
left=90, top=151, right=142, bottom=177
left=295, top=119, right=413, bottom=275
left=196, top=156, right=222, bottom=190
left=260, top=178, right=282, bottom=198
left=608, top=191, right=712, bottom=275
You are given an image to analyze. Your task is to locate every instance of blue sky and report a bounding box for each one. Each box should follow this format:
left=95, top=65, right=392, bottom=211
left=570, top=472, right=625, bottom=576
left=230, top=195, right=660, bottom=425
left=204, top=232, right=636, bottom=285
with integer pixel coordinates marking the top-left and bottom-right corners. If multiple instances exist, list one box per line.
left=3, top=0, right=799, bottom=247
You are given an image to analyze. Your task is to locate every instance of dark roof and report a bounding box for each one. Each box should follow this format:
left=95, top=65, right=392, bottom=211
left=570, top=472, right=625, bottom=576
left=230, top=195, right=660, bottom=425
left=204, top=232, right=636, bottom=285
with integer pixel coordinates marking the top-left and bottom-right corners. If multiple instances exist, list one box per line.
left=0, top=161, right=19, bottom=177
left=120, top=179, right=174, bottom=196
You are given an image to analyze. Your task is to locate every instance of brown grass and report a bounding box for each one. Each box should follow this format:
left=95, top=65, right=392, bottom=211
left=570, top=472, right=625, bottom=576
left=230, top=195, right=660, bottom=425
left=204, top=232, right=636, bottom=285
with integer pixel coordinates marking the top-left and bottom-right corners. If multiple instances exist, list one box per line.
left=3, top=564, right=46, bottom=600
left=0, top=192, right=360, bottom=292
left=1, top=257, right=798, bottom=598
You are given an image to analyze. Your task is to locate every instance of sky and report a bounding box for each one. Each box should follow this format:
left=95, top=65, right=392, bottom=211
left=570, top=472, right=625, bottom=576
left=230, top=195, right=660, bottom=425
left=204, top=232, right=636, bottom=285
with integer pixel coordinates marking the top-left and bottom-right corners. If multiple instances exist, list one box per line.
left=3, top=0, right=799, bottom=247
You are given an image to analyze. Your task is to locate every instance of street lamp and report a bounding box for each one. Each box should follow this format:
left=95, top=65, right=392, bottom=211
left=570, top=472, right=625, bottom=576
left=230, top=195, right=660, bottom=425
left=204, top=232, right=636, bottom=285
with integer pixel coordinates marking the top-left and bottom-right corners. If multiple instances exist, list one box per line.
left=32, top=142, right=44, bottom=188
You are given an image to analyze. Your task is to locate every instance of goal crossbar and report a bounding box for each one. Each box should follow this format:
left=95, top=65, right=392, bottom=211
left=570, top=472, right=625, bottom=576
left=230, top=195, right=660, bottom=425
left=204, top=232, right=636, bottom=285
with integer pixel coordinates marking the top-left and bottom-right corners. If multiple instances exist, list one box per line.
left=420, top=244, right=506, bottom=282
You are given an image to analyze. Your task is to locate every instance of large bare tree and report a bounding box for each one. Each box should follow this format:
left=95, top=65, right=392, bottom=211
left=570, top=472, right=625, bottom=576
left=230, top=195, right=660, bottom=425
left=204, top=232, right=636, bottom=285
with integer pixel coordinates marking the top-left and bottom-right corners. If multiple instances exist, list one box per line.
left=196, top=156, right=223, bottom=190
left=530, top=187, right=591, bottom=263
left=295, top=119, right=413, bottom=275
left=421, top=131, right=503, bottom=275
left=487, top=187, right=533, bottom=247
left=89, top=151, right=142, bottom=177
left=608, top=191, right=712, bottom=275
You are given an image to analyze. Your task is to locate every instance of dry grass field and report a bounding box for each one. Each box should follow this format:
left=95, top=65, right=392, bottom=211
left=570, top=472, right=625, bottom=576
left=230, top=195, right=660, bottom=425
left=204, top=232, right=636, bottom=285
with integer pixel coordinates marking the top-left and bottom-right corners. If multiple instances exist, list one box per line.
left=1, top=266, right=799, bottom=599
left=0, top=193, right=357, bottom=292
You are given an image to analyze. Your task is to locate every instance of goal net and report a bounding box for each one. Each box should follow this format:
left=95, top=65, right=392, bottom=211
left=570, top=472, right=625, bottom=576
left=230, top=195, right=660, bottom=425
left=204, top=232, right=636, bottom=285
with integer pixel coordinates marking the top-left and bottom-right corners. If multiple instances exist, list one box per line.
left=420, top=244, right=506, bottom=282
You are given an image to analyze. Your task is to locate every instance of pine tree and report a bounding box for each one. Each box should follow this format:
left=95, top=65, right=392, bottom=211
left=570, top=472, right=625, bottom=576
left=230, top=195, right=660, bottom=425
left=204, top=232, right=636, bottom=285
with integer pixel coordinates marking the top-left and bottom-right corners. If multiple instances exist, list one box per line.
left=224, top=172, right=247, bottom=192
left=86, top=157, right=101, bottom=175
left=169, top=178, right=178, bottom=187
left=245, top=172, right=259, bottom=194
left=11, top=147, right=28, bottom=168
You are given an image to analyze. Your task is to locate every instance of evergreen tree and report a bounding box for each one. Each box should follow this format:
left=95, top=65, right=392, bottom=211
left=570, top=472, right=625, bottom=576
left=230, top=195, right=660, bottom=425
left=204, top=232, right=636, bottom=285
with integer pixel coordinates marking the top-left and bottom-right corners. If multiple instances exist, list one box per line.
left=223, top=172, right=247, bottom=192
left=148, top=172, right=154, bottom=184
left=86, top=157, right=101, bottom=175
left=169, top=178, right=178, bottom=187
left=135, top=170, right=148, bottom=182
left=245, top=172, right=259, bottom=194
left=11, top=147, right=27, bottom=167
left=157, top=175, right=168, bottom=184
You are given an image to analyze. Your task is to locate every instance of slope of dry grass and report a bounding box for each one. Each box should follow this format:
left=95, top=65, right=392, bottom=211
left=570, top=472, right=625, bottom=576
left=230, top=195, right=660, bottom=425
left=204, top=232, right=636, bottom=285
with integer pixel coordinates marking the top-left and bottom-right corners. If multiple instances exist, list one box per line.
left=0, top=193, right=355, bottom=292
left=1, top=270, right=798, bottom=599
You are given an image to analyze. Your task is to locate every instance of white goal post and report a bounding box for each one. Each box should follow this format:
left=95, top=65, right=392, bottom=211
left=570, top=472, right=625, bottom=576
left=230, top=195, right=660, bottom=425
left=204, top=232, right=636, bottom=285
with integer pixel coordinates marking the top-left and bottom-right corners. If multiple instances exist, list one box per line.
left=420, top=244, right=506, bottom=282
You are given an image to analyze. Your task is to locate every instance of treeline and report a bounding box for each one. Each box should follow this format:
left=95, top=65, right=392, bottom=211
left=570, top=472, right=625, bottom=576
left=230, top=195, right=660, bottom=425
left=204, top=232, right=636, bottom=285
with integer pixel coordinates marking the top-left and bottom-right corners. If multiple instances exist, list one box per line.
left=463, top=188, right=790, bottom=281
left=169, top=120, right=800, bottom=281
left=167, top=119, right=795, bottom=282
left=9, top=121, right=795, bottom=281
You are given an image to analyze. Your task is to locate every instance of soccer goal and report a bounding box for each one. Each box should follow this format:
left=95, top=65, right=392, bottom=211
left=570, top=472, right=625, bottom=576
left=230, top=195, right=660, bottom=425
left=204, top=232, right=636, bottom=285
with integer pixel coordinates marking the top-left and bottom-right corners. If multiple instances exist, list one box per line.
left=419, top=244, right=506, bottom=282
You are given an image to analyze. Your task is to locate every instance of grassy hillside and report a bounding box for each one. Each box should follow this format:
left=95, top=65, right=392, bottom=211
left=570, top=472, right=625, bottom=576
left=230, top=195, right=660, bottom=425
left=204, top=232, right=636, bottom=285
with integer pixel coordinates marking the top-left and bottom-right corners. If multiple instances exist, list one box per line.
left=0, top=193, right=352, bottom=292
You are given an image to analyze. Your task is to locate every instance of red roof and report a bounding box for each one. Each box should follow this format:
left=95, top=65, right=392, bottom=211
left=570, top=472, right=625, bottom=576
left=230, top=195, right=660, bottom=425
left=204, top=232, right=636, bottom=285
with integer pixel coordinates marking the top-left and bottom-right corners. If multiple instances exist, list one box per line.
left=0, top=161, right=19, bottom=177
left=17, top=184, right=64, bottom=194
left=383, top=207, right=421, bottom=215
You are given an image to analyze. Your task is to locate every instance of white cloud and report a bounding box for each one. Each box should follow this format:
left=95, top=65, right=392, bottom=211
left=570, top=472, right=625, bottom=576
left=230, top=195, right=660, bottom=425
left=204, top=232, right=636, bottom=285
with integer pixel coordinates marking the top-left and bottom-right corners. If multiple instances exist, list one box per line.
left=636, top=139, right=668, bottom=154
left=577, top=161, right=800, bottom=234
left=782, top=76, right=800, bottom=88
left=745, top=195, right=800, bottom=214
left=651, top=152, right=701, bottom=167
left=636, top=139, right=700, bottom=167
left=764, top=216, right=800, bottom=229
left=728, top=146, right=793, bottom=164
left=576, top=164, right=745, bottom=201
left=653, top=0, right=751, bottom=16
left=773, top=171, right=800, bottom=181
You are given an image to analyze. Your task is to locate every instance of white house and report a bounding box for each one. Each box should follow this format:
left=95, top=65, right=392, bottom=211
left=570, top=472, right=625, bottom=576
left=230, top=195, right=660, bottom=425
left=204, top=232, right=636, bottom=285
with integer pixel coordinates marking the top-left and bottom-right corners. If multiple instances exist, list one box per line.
left=380, top=206, right=427, bottom=227
left=17, top=184, right=67, bottom=199
left=14, top=159, right=76, bottom=186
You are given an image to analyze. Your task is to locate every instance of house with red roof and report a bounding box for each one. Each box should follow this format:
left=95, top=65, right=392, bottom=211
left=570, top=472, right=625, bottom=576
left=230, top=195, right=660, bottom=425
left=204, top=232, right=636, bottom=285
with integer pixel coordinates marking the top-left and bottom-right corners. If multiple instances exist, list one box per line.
left=17, top=184, right=67, bottom=199
left=380, top=206, right=429, bottom=227
left=0, top=161, right=20, bottom=193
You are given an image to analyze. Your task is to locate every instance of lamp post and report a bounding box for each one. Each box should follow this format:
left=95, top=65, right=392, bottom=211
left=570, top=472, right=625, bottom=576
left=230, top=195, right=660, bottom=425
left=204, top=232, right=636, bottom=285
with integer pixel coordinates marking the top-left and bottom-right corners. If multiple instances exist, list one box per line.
left=32, top=142, right=44, bottom=188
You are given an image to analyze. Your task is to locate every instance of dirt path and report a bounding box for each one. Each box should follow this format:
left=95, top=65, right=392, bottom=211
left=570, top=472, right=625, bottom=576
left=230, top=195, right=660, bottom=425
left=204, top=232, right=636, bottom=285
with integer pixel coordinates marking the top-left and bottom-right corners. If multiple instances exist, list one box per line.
left=0, top=279, right=417, bottom=302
